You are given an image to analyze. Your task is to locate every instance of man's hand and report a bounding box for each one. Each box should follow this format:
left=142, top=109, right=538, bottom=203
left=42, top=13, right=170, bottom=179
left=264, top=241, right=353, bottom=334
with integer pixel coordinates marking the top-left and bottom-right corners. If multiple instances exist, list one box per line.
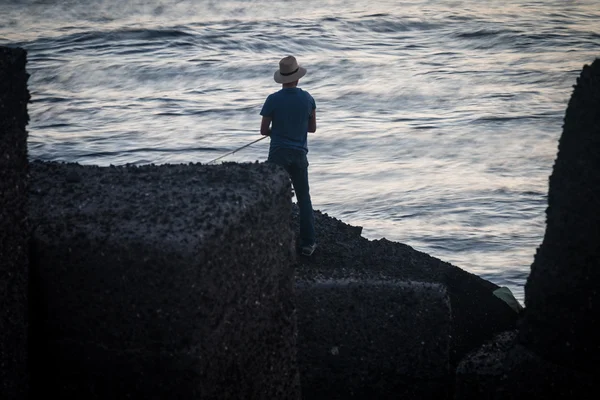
left=261, top=116, right=272, bottom=136
left=308, top=109, right=317, bottom=133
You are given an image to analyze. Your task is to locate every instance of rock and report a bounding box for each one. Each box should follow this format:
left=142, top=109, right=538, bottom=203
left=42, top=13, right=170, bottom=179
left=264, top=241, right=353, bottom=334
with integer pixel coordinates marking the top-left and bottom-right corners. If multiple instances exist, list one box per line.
left=296, top=279, right=451, bottom=399
left=0, top=45, right=30, bottom=400
left=28, top=161, right=301, bottom=399
left=293, top=209, right=518, bottom=398
left=455, top=331, right=595, bottom=399
left=519, top=58, right=600, bottom=372
left=65, top=170, right=81, bottom=183
left=455, top=59, right=600, bottom=399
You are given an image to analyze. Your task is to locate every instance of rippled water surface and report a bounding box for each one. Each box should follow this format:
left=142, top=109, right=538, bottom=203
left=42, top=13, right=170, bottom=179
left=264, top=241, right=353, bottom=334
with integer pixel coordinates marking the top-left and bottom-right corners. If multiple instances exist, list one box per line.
left=3, top=0, right=599, bottom=302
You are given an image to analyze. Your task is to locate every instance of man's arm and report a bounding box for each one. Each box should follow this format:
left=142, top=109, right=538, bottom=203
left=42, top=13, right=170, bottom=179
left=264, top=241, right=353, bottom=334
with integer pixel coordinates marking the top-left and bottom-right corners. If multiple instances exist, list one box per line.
left=260, top=116, right=272, bottom=136
left=308, top=109, right=317, bottom=133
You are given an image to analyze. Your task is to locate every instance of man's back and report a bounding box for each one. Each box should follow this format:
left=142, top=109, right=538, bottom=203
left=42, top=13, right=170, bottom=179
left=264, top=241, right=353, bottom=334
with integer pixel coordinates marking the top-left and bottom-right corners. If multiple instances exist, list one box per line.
left=261, top=87, right=315, bottom=153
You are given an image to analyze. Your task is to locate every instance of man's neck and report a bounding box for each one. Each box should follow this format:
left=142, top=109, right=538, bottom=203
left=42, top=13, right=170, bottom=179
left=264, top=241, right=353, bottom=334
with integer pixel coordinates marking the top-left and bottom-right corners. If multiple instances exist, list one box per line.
left=282, top=82, right=298, bottom=89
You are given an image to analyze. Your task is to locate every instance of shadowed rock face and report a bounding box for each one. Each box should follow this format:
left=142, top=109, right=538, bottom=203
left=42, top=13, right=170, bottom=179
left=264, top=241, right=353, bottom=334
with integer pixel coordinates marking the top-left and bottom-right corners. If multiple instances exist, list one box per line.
left=295, top=209, right=518, bottom=363
left=455, top=330, right=595, bottom=400
left=28, top=161, right=300, bottom=399
left=0, top=46, right=30, bottom=400
left=455, top=60, right=600, bottom=400
left=519, top=59, right=600, bottom=372
left=296, top=279, right=452, bottom=399
left=26, top=157, right=518, bottom=399
left=292, top=208, right=518, bottom=398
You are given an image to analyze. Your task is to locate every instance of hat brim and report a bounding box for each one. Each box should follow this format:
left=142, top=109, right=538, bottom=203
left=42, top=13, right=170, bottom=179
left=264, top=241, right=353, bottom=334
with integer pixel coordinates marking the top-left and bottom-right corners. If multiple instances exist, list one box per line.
left=274, top=66, right=307, bottom=84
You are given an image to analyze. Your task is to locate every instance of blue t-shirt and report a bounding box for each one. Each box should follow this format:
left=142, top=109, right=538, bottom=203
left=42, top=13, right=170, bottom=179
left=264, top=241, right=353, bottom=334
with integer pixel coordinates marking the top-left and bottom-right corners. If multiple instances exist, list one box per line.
left=260, top=87, right=316, bottom=153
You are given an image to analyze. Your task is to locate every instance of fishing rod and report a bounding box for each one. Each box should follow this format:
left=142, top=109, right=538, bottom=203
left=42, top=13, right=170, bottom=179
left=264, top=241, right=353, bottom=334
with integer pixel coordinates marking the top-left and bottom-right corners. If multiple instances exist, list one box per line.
left=206, top=135, right=268, bottom=164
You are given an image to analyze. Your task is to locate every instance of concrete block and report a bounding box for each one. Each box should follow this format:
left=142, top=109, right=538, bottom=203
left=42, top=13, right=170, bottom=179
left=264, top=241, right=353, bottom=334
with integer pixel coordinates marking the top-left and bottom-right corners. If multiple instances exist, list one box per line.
left=455, top=59, right=600, bottom=400
left=519, top=58, right=600, bottom=372
left=296, top=278, right=451, bottom=399
left=28, top=161, right=300, bottom=399
left=456, top=331, right=596, bottom=400
left=295, top=212, right=518, bottom=372
left=0, top=45, right=29, bottom=400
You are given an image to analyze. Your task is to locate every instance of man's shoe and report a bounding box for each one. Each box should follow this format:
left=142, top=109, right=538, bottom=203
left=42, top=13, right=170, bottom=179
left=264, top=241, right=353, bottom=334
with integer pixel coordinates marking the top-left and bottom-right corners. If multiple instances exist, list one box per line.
left=301, top=242, right=317, bottom=256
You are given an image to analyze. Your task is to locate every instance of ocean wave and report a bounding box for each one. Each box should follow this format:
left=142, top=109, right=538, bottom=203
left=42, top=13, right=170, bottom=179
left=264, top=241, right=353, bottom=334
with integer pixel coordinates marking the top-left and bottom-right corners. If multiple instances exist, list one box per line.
left=455, top=28, right=515, bottom=39
left=339, top=16, right=441, bottom=34
left=24, top=27, right=195, bottom=50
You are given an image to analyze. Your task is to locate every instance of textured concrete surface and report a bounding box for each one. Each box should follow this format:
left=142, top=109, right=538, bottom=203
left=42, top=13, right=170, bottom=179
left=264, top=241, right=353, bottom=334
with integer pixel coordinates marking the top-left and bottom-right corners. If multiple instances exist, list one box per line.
left=293, top=208, right=518, bottom=398
left=28, top=161, right=300, bottom=399
left=455, top=331, right=595, bottom=400
left=518, top=58, right=600, bottom=372
left=0, top=46, right=30, bottom=400
left=296, top=279, right=451, bottom=399
left=454, top=60, right=600, bottom=400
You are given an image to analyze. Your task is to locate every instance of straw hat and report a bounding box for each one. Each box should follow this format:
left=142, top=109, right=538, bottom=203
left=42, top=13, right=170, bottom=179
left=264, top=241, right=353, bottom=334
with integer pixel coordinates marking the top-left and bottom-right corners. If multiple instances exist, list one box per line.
left=274, top=56, right=307, bottom=84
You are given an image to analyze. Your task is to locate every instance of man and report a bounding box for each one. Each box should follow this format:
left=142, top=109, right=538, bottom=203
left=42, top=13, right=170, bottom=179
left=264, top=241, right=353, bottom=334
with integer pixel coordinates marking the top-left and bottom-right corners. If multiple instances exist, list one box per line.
left=260, top=55, right=317, bottom=256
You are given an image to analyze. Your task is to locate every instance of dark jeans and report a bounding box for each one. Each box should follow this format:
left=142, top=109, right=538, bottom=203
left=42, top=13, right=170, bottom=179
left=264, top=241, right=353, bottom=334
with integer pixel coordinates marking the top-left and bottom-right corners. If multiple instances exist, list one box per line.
left=268, top=148, right=316, bottom=246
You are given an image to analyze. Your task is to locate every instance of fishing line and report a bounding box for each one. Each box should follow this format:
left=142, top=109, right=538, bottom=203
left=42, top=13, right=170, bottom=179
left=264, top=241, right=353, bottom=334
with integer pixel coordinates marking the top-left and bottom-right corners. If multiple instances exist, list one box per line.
left=206, top=135, right=268, bottom=164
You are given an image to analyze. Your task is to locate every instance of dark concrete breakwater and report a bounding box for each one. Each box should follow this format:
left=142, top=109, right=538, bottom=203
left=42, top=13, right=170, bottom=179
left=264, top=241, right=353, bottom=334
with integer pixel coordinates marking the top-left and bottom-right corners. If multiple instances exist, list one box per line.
left=0, top=46, right=30, bottom=400
left=2, top=45, right=599, bottom=399
left=25, top=161, right=516, bottom=400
